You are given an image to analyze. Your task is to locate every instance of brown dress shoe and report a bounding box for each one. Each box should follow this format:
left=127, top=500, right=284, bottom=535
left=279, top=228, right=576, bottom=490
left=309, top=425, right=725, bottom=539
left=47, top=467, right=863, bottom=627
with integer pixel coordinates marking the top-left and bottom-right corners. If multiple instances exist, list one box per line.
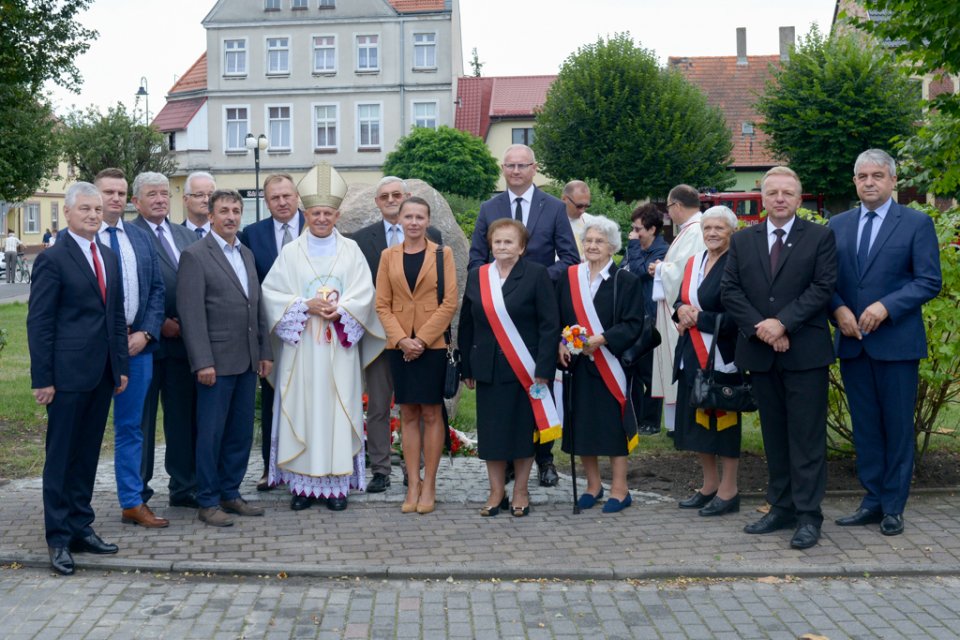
left=220, top=498, right=265, bottom=517
left=198, top=506, right=234, bottom=527
left=121, top=503, right=170, bottom=528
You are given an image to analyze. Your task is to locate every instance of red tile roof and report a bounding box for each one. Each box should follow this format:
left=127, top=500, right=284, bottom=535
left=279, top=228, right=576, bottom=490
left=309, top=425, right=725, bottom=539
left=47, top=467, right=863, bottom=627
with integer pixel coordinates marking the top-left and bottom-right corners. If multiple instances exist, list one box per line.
left=387, top=0, right=447, bottom=13
left=152, top=97, right=207, bottom=132
left=455, top=75, right=556, bottom=140
left=669, top=55, right=781, bottom=168
left=168, top=53, right=207, bottom=96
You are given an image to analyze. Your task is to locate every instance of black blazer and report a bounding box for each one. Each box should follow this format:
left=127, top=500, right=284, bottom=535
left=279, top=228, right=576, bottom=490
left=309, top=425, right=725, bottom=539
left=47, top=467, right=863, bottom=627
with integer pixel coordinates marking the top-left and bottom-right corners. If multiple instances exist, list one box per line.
left=27, top=234, right=128, bottom=391
left=349, top=220, right=441, bottom=285
left=721, top=216, right=837, bottom=372
left=458, top=260, right=559, bottom=384
left=238, top=211, right=307, bottom=283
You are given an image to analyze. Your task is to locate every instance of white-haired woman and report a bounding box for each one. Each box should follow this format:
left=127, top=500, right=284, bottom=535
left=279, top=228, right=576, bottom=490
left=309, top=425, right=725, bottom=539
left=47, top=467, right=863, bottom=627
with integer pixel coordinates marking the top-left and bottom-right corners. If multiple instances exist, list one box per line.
left=557, top=216, right=646, bottom=513
left=673, top=206, right=742, bottom=517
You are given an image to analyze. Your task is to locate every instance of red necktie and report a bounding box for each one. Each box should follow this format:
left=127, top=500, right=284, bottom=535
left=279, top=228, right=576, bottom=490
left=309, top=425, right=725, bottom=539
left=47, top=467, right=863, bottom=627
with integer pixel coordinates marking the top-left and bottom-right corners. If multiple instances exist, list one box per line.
left=90, top=241, right=106, bottom=303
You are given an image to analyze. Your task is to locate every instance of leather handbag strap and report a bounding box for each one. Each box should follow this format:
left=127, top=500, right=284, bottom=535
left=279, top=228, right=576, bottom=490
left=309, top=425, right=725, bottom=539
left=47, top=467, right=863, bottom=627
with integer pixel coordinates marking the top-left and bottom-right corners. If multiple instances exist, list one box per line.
left=435, top=244, right=452, bottom=344
left=704, top=313, right=722, bottom=379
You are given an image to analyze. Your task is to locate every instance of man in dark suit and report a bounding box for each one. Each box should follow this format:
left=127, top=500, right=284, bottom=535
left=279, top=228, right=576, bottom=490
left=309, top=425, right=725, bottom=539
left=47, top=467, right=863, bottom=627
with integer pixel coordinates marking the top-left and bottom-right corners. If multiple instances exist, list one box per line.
left=468, top=144, right=579, bottom=486
left=94, top=168, right=168, bottom=528
left=28, top=182, right=129, bottom=575
left=181, top=171, right=215, bottom=239
left=178, top=189, right=273, bottom=527
left=348, top=176, right=441, bottom=494
left=237, top=173, right=304, bottom=491
left=129, top=172, right=200, bottom=509
left=721, top=166, right=838, bottom=550
left=829, top=149, right=941, bottom=536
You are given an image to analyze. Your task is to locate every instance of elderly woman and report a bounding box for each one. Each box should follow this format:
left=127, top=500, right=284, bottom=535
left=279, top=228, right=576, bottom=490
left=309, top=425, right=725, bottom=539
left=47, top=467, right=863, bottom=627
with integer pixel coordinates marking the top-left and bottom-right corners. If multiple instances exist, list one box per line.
left=557, top=216, right=647, bottom=513
left=375, top=197, right=458, bottom=515
left=459, top=219, right=560, bottom=517
left=672, top=206, right=742, bottom=516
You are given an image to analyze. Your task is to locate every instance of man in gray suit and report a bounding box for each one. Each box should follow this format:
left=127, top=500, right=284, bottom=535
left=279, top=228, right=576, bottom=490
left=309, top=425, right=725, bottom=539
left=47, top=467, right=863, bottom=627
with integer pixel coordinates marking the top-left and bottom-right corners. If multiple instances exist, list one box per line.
left=177, top=189, right=273, bottom=527
left=129, top=172, right=200, bottom=509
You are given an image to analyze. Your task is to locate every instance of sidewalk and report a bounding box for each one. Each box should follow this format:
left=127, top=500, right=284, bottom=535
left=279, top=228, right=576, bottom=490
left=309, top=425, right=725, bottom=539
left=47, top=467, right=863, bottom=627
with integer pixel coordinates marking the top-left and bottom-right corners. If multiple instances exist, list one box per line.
left=2, top=448, right=958, bottom=580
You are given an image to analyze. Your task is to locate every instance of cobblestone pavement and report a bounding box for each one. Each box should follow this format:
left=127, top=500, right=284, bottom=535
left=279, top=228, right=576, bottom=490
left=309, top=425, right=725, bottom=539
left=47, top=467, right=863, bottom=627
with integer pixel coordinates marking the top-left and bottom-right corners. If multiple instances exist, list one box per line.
left=1, top=568, right=959, bottom=639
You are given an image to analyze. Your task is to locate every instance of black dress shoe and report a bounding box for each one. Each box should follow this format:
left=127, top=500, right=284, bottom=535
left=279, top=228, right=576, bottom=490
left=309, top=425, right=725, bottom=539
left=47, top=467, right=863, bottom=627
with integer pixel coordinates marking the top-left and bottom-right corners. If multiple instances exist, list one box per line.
left=790, top=523, right=821, bottom=549
left=69, top=533, right=118, bottom=555
left=327, top=495, right=348, bottom=511
left=678, top=490, right=716, bottom=509
left=744, top=512, right=797, bottom=535
left=835, top=507, right=883, bottom=527
left=699, top=494, right=740, bottom=517
left=538, top=462, right=559, bottom=487
left=880, top=513, right=904, bottom=536
left=366, top=472, right=391, bottom=494
left=637, top=421, right=660, bottom=435
left=169, top=495, right=200, bottom=509
left=290, top=495, right=315, bottom=511
left=49, top=547, right=74, bottom=575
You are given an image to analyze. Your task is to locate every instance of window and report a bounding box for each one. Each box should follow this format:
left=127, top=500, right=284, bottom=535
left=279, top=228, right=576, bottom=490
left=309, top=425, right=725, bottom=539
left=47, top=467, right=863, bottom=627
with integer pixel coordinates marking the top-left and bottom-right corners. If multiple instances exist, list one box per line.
left=25, top=203, right=39, bottom=234
left=356, top=35, right=379, bottom=71
left=267, top=106, right=292, bottom=151
left=319, top=0, right=335, bottom=6
left=50, top=203, right=58, bottom=230
left=512, top=127, right=534, bottom=145
left=264, top=0, right=280, bottom=10
left=413, top=33, right=437, bottom=69
left=357, top=103, right=381, bottom=148
left=292, top=0, right=307, bottom=7
left=313, top=36, right=336, bottom=73
left=224, top=39, right=247, bottom=76
left=225, top=107, right=249, bottom=151
left=266, top=37, right=290, bottom=75
left=412, top=101, right=437, bottom=129
left=314, top=104, right=338, bottom=150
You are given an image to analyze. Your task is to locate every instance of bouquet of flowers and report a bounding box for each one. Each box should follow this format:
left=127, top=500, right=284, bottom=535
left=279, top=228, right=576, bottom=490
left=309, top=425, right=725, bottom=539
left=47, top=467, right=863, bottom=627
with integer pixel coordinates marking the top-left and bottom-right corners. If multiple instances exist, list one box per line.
left=561, top=324, right=590, bottom=355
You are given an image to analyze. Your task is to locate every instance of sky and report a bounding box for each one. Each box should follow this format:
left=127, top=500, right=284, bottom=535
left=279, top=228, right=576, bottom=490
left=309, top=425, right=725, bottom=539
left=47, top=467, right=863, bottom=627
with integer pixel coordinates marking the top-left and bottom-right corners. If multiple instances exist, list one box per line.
left=46, top=0, right=838, bottom=117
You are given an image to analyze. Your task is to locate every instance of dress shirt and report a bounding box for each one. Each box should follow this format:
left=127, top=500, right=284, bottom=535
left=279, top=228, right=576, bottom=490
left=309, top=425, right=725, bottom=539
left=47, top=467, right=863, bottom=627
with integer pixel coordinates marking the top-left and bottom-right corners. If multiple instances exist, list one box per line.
left=211, top=231, right=249, bottom=297
left=857, top=197, right=892, bottom=254
left=144, top=219, right=181, bottom=262
left=506, top=184, right=535, bottom=226
left=766, top=216, right=797, bottom=252
left=383, top=219, right=404, bottom=247
left=67, top=229, right=105, bottom=277
left=185, top=220, right=211, bottom=237
left=273, top=217, right=301, bottom=254
left=4, top=235, right=20, bottom=252
left=98, top=221, right=140, bottom=325
left=587, top=259, right=613, bottom=298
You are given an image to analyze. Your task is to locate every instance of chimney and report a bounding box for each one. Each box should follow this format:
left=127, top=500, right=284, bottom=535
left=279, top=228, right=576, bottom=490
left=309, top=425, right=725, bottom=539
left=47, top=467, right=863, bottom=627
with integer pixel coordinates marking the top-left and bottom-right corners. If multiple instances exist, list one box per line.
left=779, top=26, right=795, bottom=62
left=736, top=27, right=747, bottom=66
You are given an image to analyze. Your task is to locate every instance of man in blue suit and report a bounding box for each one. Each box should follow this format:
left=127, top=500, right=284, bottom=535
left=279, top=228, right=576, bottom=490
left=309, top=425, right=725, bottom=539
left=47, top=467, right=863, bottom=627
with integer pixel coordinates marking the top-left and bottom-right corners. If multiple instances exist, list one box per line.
left=237, top=173, right=304, bottom=490
left=95, top=168, right=169, bottom=529
left=28, top=182, right=129, bottom=575
left=468, top=144, right=579, bottom=486
left=829, top=149, right=942, bottom=536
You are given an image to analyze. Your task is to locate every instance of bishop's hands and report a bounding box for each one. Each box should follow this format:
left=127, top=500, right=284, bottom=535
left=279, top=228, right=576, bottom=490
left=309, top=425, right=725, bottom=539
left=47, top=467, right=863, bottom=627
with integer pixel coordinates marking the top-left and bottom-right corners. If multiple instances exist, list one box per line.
left=305, top=294, right=342, bottom=323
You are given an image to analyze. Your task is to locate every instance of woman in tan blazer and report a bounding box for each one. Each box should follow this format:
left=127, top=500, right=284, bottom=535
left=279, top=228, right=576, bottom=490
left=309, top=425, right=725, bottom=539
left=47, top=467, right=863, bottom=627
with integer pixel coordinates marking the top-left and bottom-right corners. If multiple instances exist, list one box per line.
left=375, top=197, right=458, bottom=515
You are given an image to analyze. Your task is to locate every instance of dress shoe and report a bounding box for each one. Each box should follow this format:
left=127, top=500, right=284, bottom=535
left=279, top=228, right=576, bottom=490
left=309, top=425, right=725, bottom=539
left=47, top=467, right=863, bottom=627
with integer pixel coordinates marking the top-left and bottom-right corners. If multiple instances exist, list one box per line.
left=69, top=533, right=118, bottom=554
left=416, top=500, right=435, bottom=515
left=678, top=490, right=717, bottom=509
left=169, top=495, right=200, bottom=509
left=744, top=511, right=797, bottom=535
left=198, top=506, right=234, bottom=527
left=602, top=493, right=633, bottom=513
left=577, top=486, right=605, bottom=510
left=637, top=421, right=660, bottom=435
left=538, top=462, right=559, bottom=487
left=290, top=495, right=315, bottom=511
left=327, top=495, right=348, bottom=511
left=121, top=503, right=170, bottom=528
left=366, top=472, right=391, bottom=494
left=480, top=495, right=509, bottom=517
left=790, top=523, right=821, bottom=549
left=256, top=474, right=272, bottom=492
left=835, top=507, right=883, bottom=527
left=221, top=498, right=264, bottom=517
left=49, top=547, right=74, bottom=576
left=699, top=494, right=740, bottom=517
left=880, top=513, right=904, bottom=536
left=511, top=503, right=531, bottom=517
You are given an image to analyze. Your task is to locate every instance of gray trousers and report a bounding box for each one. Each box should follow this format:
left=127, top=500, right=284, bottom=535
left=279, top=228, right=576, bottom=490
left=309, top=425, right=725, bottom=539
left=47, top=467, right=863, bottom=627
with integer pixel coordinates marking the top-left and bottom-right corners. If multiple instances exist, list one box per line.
left=364, top=352, right=394, bottom=476
left=4, top=251, right=16, bottom=283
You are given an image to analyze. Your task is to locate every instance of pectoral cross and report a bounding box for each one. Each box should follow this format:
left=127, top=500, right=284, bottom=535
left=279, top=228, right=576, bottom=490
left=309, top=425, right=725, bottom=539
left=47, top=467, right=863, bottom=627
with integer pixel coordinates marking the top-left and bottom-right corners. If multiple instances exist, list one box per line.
left=317, top=284, right=333, bottom=300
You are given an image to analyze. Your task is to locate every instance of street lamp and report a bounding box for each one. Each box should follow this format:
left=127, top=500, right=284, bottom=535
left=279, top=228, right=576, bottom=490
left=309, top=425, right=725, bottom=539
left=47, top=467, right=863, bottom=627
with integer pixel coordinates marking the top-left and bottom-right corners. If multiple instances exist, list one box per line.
left=136, top=77, right=149, bottom=125
left=245, top=133, right=269, bottom=222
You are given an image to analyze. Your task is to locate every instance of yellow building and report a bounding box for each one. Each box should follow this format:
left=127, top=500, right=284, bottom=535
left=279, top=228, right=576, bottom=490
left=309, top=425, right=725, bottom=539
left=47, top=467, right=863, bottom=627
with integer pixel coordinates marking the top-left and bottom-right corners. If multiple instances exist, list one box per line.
left=2, top=161, right=74, bottom=250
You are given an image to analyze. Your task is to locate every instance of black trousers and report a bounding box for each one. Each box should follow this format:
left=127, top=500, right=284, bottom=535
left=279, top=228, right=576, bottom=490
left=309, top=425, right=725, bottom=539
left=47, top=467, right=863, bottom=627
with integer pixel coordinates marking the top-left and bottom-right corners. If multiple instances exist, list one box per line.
left=140, top=355, right=197, bottom=503
left=259, top=377, right=274, bottom=469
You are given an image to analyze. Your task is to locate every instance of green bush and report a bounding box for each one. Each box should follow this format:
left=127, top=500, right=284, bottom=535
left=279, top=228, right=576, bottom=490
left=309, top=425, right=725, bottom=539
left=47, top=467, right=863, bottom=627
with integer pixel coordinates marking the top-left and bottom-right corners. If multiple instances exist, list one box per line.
left=443, top=192, right=480, bottom=239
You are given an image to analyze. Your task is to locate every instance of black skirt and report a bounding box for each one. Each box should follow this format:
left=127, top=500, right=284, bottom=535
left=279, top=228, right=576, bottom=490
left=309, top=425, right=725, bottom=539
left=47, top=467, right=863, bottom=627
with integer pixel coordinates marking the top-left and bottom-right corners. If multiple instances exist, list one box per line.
left=389, top=348, right=446, bottom=405
left=475, top=352, right=537, bottom=461
left=674, top=365, right=742, bottom=458
left=560, top=358, right=630, bottom=457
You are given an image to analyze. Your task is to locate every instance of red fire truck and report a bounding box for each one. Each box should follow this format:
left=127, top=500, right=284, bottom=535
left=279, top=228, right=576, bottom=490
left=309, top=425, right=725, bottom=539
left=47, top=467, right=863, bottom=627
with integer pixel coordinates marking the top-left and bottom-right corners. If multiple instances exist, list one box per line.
left=699, top=192, right=827, bottom=225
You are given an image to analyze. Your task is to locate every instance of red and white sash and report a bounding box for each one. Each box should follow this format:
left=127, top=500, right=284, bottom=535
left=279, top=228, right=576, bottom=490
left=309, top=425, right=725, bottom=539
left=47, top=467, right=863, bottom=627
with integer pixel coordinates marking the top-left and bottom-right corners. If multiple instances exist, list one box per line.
left=567, top=263, right=628, bottom=415
left=679, top=254, right=711, bottom=369
left=478, top=263, right=561, bottom=443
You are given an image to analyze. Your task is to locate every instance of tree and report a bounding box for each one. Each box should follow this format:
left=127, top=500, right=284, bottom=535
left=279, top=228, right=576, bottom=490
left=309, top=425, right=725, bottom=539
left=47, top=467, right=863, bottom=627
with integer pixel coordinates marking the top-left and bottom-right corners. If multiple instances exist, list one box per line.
left=60, top=104, right=178, bottom=184
left=0, top=85, right=60, bottom=203
left=469, top=48, right=484, bottom=77
left=533, top=33, right=734, bottom=202
left=383, top=126, right=499, bottom=200
left=754, top=25, right=917, bottom=210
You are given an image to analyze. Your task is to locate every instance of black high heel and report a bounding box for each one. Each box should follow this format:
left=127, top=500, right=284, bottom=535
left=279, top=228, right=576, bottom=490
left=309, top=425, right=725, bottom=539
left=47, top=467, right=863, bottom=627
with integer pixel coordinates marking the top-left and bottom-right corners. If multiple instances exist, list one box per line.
left=698, top=494, right=740, bottom=517
left=480, top=495, right=509, bottom=517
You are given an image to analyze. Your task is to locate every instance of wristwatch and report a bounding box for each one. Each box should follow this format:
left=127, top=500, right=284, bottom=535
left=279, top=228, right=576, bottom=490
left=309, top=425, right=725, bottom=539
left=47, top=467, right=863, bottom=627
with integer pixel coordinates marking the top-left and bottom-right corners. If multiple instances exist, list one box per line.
left=142, top=331, right=154, bottom=343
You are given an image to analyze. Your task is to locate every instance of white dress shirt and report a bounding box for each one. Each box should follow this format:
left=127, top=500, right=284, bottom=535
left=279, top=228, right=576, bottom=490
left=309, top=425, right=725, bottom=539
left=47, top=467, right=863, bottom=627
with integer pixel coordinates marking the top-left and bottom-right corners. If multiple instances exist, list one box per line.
left=507, top=184, right=535, bottom=226
left=98, top=220, right=140, bottom=324
left=144, top=219, right=181, bottom=262
left=211, top=230, right=249, bottom=297
left=274, top=217, right=301, bottom=254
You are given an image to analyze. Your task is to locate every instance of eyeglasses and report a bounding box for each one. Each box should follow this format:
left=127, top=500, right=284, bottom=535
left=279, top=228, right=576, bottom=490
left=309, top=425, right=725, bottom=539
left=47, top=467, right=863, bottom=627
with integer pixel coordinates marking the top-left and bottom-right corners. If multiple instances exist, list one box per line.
left=377, top=191, right=405, bottom=202
left=187, top=192, right=213, bottom=199
left=502, top=163, right=534, bottom=171
left=666, top=201, right=680, bottom=209
left=565, top=197, right=590, bottom=210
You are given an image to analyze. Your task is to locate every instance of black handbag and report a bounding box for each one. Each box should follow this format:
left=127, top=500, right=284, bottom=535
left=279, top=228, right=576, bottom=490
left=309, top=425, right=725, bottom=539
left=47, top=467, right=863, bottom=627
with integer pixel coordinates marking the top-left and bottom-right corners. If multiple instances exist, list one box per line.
left=612, top=268, right=661, bottom=374
left=436, top=244, right=461, bottom=399
left=689, top=314, right=757, bottom=413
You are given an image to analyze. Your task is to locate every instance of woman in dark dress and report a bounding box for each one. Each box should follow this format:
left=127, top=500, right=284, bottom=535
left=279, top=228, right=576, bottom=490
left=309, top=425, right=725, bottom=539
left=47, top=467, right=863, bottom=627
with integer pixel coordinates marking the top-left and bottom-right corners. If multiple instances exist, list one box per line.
left=558, top=216, right=647, bottom=513
left=672, top=206, right=742, bottom=517
left=375, top=197, right=458, bottom=515
left=459, top=219, right=560, bottom=517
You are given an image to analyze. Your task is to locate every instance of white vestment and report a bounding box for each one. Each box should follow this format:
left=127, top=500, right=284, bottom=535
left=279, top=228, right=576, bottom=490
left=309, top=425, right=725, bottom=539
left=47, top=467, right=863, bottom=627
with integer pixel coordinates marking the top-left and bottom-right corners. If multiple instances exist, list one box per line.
left=651, top=213, right=706, bottom=404
left=261, top=230, right=385, bottom=498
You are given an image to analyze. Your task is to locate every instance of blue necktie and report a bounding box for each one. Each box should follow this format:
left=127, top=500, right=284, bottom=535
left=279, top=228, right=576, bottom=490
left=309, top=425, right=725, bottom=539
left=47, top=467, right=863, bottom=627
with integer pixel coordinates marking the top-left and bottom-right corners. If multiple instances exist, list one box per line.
left=105, top=226, right=122, bottom=284
left=195, top=227, right=205, bottom=240
left=858, top=211, right=877, bottom=274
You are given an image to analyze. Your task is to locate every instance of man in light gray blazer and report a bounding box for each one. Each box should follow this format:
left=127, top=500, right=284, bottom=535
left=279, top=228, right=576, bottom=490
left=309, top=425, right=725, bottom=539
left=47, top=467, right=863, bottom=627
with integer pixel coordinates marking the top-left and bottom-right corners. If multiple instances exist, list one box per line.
left=177, top=189, right=273, bottom=527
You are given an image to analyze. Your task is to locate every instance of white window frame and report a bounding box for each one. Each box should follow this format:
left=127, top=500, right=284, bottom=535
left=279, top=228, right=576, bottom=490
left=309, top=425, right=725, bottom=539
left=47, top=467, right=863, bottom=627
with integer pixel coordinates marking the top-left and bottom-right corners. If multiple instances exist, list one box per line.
left=265, top=35, right=291, bottom=76
left=318, top=0, right=335, bottom=7
left=223, top=105, right=250, bottom=152
left=312, top=102, right=339, bottom=151
left=356, top=102, right=382, bottom=150
left=223, top=38, right=247, bottom=77
left=264, top=0, right=281, bottom=10
left=312, top=34, right=337, bottom=74
left=25, top=203, right=40, bottom=234
left=292, top=0, right=308, bottom=8
left=50, top=202, right=58, bottom=230
left=355, top=34, right=380, bottom=72
left=413, top=32, right=437, bottom=70
left=411, top=100, right=438, bottom=129
left=266, top=104, right=293, bottom=152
